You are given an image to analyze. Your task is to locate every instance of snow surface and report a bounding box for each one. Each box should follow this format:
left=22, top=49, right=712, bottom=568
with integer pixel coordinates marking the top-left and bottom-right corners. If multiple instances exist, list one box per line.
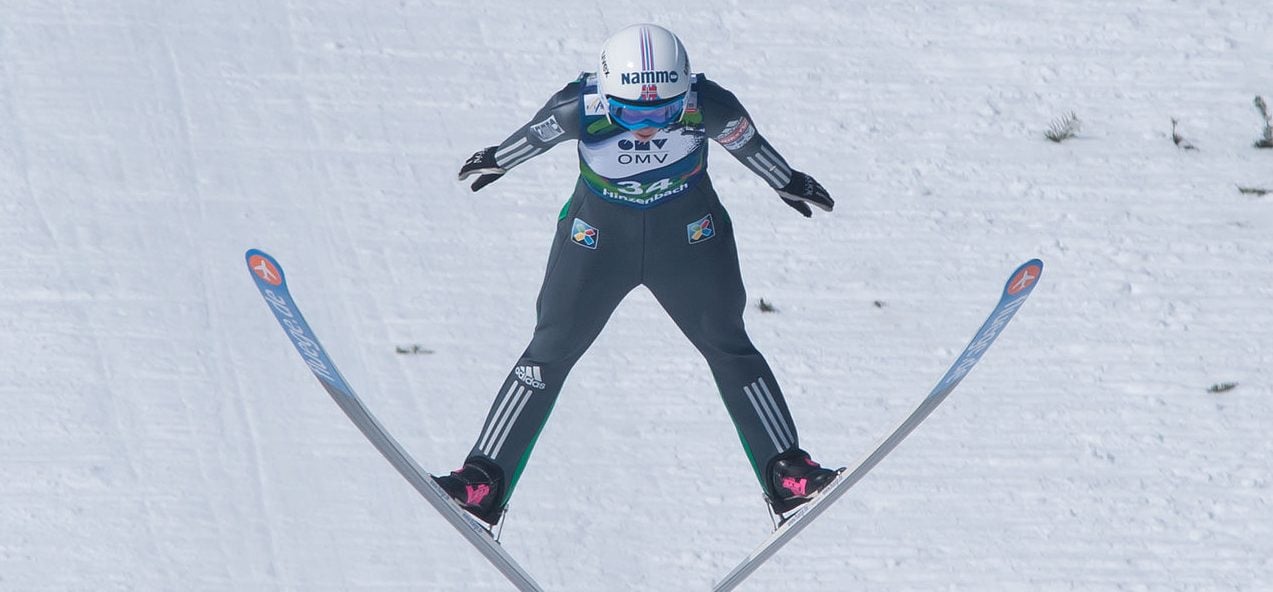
left=2, top=1, right=1271, bottom=590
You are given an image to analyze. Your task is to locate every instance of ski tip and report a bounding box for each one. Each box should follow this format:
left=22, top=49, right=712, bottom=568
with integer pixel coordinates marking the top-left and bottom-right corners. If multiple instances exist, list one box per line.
left=245, top=248, right=286, bottom=288
left=1003, top=259, right=1043, bottom=299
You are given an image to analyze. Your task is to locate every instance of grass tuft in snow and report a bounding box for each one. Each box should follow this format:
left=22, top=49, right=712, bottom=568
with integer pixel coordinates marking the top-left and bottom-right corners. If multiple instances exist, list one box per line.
left=1171, top=118, right=1199, bottom=151
left=395, top=344, right=435, bottom=355
left=1237, top=186, right=1269, bottom=197
left=1207, top=382, right=1239, bottom=394
left=1253, top=96, right=1273, bottom=149
left=1044, top=111, right=1082, bottom=143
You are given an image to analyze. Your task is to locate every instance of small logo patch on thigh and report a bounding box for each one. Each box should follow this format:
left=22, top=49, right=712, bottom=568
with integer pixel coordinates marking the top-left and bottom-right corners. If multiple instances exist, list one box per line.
left=571, top=218, right=599, bottom=249
left=686, top=214, right=715, bottom=244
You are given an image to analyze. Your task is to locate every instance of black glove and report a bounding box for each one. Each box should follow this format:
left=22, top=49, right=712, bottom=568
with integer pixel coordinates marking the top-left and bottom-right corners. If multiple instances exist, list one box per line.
left=458, top=146, right=506, bottom=192
left=776, top=171, right=834, bottom=217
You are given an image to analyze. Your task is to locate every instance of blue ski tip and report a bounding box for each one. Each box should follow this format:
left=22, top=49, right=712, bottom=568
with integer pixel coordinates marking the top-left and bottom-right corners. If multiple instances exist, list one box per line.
left=1002, top=259, right=1043, bottom=300
left=246, top=249, right=286, bottom=288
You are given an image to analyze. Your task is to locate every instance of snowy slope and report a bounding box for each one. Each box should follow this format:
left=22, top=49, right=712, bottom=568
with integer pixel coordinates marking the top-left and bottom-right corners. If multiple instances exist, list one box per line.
left=2, top=1, right=1270, bottom=590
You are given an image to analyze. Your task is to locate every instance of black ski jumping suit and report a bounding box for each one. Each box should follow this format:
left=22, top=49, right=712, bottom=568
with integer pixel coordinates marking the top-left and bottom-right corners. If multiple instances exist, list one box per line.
left=467, top=73, right=812, bottom=505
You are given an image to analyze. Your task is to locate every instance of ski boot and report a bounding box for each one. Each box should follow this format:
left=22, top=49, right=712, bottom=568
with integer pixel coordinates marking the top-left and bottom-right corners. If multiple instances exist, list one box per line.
left=433, top=457, right=505, bottom=526
left=766, top=448, right=841, bottom=515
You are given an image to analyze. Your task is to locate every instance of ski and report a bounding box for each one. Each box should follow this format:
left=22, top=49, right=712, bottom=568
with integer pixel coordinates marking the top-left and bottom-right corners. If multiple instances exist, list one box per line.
left=245, top=249, right=545, bottom=592
left=713, top=258, right=1044, bottom=592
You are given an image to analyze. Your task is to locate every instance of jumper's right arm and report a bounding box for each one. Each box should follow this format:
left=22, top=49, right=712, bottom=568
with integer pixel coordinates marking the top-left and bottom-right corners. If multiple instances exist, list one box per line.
left=458, top=81, right=583, bottom=192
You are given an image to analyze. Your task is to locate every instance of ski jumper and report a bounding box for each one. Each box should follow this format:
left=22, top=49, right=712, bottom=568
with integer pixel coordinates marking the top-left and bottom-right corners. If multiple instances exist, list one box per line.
left=468, top=73, right=806, bottom=503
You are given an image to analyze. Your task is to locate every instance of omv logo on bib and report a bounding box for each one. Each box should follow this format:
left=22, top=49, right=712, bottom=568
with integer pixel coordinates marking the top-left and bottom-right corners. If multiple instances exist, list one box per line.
left=617, top=138, right=670, bottom=165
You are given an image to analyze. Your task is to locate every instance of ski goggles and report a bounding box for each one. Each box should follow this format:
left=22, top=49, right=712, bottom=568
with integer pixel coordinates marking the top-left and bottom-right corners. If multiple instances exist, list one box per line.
left=606, top=95, right=687, bottom=130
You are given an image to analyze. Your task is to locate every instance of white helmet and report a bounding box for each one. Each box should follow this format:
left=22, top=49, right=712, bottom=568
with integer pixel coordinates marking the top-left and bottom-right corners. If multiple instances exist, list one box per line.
left=598, top=24, right=691, bottom=102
